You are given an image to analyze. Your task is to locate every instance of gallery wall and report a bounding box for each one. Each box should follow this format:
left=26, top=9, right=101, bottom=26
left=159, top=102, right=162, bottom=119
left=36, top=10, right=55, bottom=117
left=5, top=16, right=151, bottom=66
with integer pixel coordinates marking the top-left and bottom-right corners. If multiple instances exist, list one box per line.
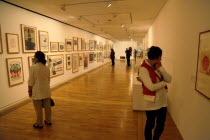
left=114, top=41, right=137, bottom=60
left=144, top=0, right=210, bottom=139
left=0, top=2, right=112, bottom=111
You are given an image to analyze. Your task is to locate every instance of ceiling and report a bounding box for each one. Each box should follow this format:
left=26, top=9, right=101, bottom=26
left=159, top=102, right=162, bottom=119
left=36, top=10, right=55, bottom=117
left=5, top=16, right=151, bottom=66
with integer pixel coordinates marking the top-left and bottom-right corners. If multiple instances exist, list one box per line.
left=4, top=0, right=168, bottom=43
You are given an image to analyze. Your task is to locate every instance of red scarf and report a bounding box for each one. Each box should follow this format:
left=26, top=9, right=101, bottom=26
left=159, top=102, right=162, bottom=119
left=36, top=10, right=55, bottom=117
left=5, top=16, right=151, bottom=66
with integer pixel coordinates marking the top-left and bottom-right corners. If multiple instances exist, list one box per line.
left=141, top=60, right=167, bottom=96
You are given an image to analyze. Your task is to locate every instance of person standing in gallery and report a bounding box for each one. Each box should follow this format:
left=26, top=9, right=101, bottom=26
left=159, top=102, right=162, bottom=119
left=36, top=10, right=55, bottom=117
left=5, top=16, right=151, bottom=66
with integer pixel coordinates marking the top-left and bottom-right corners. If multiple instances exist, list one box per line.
left=28, top=51, right=52, bottom=129
left=125, top=48, right=131, bottom=66
left=110, top=48, right=115, bottom=65
left=138, top=46, right=172, bottom=140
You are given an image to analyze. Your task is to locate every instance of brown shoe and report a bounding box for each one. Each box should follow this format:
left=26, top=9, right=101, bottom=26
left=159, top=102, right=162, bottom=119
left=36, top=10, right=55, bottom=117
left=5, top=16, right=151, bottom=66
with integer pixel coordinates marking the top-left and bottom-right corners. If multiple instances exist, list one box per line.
left=44, top=120, right=52, bottom=125
left=33, top=123, right=43, bottom=129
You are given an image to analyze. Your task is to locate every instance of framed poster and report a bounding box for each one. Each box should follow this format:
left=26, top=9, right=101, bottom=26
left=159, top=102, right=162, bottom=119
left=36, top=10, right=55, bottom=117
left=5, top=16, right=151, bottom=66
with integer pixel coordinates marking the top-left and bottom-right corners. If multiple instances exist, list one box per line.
left=79, top=53, right=83, bottom=66
left=72, top=53, right=79, bottom=73
left=81, top=39, right=85, bottom=51
left=50, top=42, right=58, bottom=52
left=39, top=30, right=49, bottom=52
left=195, top=30, right=210, bottom=100
left=94, top=40, right=97, bottom=50
left=66, top=54, right=72, bottom=70
left=21, top=24, right=37, bottom=53
left=93, top=53, right=97, bottom=61
left=78, top=38, right=82, bottom=51
left=89, top=40, right=94, bottom=51
left=48, top=55, right=64, bottom=78
left=66, top=39, right=73, bottom=52
left=89, top=52, right=94, bottom=63
left=86, top=42, right=89, bottom=51
left=0, top=25, right=3, bottom=54
left=28, top=56, right=36, bottom=69
left=6, top=57, right=24, bottom=86
left=6, top=33, right=20, bottom=54
left=73, top=37, right=78, bottom=51
left=59, top=42, right=65, bottom=52
left=84, top=53, right=88, bottom=69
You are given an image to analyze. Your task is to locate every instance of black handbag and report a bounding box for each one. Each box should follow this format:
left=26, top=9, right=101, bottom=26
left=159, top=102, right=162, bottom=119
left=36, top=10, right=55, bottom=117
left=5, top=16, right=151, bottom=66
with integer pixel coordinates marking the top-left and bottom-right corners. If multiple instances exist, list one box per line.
left=50, top=98, right=55, bottom=107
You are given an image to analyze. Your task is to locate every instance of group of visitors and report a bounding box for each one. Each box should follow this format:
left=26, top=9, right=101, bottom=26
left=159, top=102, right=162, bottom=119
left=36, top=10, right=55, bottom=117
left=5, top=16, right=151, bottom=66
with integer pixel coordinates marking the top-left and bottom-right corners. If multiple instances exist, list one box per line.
left=29, top=45, right=172, bottom=140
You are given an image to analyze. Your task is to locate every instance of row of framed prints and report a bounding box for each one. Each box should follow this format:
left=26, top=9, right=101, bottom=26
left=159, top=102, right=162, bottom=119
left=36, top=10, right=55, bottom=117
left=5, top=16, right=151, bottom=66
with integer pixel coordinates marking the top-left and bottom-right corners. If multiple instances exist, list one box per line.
left=0, top=24, right=112, bottom=54
left=6, top=52, right=106, bottom=87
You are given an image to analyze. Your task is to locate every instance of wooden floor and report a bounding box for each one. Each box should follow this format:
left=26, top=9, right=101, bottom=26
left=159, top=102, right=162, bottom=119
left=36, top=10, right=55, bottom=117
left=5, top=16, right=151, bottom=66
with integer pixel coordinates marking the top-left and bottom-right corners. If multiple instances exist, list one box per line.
left=0, top=60, right=183, bottom=140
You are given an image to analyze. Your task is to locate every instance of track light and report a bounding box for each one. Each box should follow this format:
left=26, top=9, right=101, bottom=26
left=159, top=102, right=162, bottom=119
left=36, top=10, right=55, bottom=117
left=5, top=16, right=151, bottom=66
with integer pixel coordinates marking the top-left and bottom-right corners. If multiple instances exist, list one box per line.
left=121, top=24, right=124, bottom=27
left=107, top=0, right=112, bottom=7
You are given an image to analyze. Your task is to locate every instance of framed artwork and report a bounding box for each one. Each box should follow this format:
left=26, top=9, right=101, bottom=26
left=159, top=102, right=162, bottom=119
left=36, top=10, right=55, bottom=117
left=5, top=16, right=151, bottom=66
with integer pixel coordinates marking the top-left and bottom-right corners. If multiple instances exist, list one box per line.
left=195, top=30, right=210, bottom=100
left=21, top=24, right=37, bottom=53
left=89, top=52, right=94, bottom=63
left=86, top=42, right=89, bottom=51
left=6, top=33, right=20, bottom=54
left=66, top=39, right=73, bottom=52
left=89, top=40, right=94, bottom=51
left=39, top=30, right=49, bottom=52
left=78, top=38, right=82, bottom=51
left=28, top=56, right=36, bottom=69
left=81, top=39, right=85, bottom=51
left=6, top=57, right=24, bottom=86
left=73, top=37, right=78, bottom=51
left=93, top=53, right=97, bottom=61
left=72, top=53, right=79, bottom=73
left=66, top=54, right=72, bottom=70
left=79, top=53, right=83, bottom=66
left=48, top=55, right=64, bottom=78
left=59, top=42, right=65, bottom=52
left=83, top=53, right=88, bottom=69
left=0, top=25, right=3, bottom=54
left=50, top=42, right=58, bottom=52
left=94, top=40, right=97, bottom=50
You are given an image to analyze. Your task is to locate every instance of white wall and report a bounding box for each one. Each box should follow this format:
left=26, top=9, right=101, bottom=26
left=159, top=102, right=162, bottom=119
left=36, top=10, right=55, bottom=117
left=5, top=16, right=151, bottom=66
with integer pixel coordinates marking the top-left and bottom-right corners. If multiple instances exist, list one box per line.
left=145, top=0, right=210, bottom=139
left=0, top=2, right=112, bottom=110
left=113, top=41, right=137, bottom=59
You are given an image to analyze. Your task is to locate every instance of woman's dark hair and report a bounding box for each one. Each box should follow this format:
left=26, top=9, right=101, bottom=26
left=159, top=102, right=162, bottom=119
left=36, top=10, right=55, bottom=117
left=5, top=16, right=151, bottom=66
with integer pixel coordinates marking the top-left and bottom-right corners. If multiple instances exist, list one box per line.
left=147, top=46, right=162, bottom=60
left=35, top=51, right=47, bottom=64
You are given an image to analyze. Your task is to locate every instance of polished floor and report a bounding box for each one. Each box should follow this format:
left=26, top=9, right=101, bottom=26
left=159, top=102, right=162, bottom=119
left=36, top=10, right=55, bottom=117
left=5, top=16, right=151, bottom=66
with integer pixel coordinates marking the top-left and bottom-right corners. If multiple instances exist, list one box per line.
left=0, top=60, right=183, bottom=140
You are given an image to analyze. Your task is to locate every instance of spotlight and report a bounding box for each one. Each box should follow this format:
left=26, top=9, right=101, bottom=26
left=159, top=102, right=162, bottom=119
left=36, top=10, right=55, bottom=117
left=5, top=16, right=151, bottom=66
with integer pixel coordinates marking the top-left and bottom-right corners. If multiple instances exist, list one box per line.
left=107, top=0, right=112, bottom=7
left=121, top=24, right=124, bottom=27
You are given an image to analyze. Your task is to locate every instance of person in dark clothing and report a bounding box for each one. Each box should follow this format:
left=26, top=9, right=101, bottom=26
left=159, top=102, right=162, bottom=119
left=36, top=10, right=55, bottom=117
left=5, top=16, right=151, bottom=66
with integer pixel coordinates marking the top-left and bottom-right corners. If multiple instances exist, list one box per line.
left=125, top=48, right=131, bottom=66
left=110, top=48, right=115, bottom=65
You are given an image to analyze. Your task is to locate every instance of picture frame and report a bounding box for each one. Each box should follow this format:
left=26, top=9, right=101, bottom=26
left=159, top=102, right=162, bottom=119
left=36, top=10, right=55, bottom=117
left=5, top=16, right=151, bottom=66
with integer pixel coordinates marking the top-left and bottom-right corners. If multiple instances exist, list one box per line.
left=81, top=39, right=85, bottom=51
left=48, top=55, right=64, bottom=78
left=72, top=53, right=79, bottom=73
left=0, top=25, right=3, bottom=54
left=89, top=40, right=94, bottom=51
left=89, top=52, right=94, bottom=63
left=59, top=42, right=65, bottom=52
left=83, top=53, right=88, bottom=69
left=79, top=53, right=83, bottom=66
left=28, top=56, right=36, bottom=69
left=39, top=30, right=49, bottom=52
left=86, top=42, right=89, bottom=51
left=66, top=54, right=72, bottom=70
left=21, top=24, right=37, bottom=53
left=65, top=39, right=73, bottom=52
left=73, top=37, right=78, bottom=51
left=6, top=33, right=20, bottom=54
left=6, top=57, right=24, bottom=87
left=195, top=30, right=210, bottom=100
left=93, top=53, right=97, bottom=61
left=50, top=42, right=58, bottom=52
left=78, top=38, right=82, bottom=51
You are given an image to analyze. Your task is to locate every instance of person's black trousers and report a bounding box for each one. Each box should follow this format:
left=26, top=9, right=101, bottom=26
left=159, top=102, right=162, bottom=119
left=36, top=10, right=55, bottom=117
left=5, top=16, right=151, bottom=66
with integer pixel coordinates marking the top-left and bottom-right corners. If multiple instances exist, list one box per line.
left=111, top=58, right=115, bottom=65
left=145, top=107, right=167, bottom=140
left=126, top=57, right=130, bottom=66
